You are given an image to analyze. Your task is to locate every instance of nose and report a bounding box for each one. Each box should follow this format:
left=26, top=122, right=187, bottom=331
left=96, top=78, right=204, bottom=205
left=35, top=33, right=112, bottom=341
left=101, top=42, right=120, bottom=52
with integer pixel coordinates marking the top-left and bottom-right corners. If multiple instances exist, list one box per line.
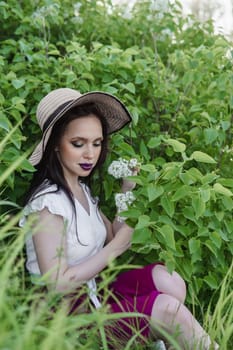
left=83, top=145, right=95, bottom=159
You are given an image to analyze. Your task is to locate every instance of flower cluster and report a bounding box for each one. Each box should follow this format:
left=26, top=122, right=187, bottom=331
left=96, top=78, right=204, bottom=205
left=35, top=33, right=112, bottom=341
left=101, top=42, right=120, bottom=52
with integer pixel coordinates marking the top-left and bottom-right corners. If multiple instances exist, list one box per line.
left=115, top=191, right=135, bottom=212
left=108, top=158, right=138, bottom=221
left=108, top=158, right=138, bottom=179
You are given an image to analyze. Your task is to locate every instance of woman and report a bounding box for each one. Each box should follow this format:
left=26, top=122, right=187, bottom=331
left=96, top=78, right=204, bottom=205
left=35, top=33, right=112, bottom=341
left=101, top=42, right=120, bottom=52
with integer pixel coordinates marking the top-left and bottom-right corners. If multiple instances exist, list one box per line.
left=20, top=87, right=218, bottom=349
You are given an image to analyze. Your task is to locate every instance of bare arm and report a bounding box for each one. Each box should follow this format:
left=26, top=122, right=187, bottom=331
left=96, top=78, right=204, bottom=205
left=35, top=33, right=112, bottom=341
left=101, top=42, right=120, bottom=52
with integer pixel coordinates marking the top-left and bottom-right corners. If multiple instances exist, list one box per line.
left=100, top=211, right=125, bottom=240
left=32, top=208, right=133, bottom=292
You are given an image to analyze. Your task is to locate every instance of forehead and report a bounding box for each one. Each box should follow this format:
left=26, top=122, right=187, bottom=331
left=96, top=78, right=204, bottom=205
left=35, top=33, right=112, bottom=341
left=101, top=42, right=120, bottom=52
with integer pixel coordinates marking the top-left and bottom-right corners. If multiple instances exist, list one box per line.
left=64, top=114, right=103, bottom=137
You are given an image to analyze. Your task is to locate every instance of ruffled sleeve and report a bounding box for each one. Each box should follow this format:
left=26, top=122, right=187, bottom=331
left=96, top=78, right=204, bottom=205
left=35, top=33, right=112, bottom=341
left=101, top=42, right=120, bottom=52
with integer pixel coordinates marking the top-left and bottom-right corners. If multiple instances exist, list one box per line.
left=19, top=189, right=71, bottom=227
left=19, top=187, right=73, bottom=277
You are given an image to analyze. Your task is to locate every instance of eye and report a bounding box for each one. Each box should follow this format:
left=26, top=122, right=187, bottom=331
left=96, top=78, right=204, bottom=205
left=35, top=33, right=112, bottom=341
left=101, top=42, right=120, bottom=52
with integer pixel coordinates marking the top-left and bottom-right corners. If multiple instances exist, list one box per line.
left=71, top=142, right=83, bottom=148
left=93, top=141, right=102, bottom=147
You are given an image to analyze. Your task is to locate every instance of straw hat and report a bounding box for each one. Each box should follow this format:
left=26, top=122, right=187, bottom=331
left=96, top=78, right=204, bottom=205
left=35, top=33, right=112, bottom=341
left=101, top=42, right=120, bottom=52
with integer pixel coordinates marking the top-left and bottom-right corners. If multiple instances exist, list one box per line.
left=29, top=88, right=132, bottom=165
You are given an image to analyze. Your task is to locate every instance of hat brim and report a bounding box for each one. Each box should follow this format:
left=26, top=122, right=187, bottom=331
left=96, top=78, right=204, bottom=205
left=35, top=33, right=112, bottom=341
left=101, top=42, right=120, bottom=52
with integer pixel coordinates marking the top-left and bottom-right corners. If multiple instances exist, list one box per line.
left=29, top=91, right=132, bottom=166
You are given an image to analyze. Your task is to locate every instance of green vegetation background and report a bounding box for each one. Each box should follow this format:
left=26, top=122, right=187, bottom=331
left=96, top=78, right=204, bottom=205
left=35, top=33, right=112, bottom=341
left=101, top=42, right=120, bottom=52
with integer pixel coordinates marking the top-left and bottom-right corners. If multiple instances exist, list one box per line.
left=0, top=0, right=232, bottom=348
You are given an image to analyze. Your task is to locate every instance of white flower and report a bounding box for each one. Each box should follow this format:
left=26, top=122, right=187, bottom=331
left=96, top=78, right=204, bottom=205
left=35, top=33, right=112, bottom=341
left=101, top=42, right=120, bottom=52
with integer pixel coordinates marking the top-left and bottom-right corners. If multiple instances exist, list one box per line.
left=115, top=191, right=135, bottom=213
left=129, top=158, right=138, bottom=168
left=108, top=158, right=139, bottom=179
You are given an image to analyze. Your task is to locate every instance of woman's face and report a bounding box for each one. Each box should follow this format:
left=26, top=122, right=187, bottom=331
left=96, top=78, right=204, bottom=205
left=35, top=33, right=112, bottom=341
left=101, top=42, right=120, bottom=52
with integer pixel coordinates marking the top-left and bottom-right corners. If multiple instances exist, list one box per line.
left=57, top=114, right=103, bottom=182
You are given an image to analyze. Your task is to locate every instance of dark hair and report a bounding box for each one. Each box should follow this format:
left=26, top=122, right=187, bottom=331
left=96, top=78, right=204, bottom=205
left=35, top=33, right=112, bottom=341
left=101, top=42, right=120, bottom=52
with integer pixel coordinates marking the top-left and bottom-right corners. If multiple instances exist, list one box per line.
left=25, top=103, right=109, bottom=243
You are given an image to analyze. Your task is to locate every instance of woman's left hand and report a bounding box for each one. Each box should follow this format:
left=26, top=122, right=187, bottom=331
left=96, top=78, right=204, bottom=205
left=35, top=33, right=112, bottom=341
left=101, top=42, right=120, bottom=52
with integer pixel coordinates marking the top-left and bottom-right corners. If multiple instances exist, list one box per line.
left=121, top=167, right=139, bottom=193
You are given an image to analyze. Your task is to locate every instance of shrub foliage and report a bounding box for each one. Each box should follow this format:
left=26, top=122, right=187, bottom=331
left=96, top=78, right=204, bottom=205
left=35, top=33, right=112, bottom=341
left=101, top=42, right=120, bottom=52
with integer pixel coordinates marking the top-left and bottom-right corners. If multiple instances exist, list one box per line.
left=1, top=0, right=233, bottom=309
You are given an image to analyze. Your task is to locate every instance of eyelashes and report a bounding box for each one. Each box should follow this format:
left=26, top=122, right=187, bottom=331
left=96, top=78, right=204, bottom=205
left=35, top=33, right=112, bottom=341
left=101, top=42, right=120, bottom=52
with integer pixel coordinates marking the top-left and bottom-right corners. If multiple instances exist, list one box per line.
left=71, top=142, right=102, bottom=148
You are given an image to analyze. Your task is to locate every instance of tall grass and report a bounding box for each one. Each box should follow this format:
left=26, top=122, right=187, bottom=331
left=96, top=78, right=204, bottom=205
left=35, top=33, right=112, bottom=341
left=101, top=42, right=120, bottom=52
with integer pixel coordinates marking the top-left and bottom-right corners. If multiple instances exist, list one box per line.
left=0, top=136, right=232, bottom=350
left=205, top=262, right=233, bottom=349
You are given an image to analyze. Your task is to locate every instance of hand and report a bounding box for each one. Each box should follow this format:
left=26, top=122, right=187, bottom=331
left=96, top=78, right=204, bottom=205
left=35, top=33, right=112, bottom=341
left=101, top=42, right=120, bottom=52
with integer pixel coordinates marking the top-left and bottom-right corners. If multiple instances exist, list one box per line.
left=113, top=223, right=133, bottom=251
left=121, top=167, right=139, bottom=192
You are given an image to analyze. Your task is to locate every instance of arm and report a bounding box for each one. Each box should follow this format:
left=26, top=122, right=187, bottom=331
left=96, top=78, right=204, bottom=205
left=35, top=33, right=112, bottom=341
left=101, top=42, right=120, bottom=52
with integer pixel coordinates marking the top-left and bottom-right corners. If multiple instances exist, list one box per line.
left=32, top=208, right=133, bottom=292
left=100, top=211, right=125, bottom=240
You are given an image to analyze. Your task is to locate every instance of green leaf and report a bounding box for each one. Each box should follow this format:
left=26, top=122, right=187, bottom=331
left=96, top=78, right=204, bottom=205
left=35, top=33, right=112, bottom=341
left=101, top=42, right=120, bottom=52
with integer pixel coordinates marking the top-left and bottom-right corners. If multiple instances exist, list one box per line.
left=192, top=194, right=206, bottom=219
left=220, top=120, right=231, bottom=131
left=200, top=188, right=210, bottom=202
left=0, top=112, right=11, bottom=131
left=130, top=107, right=139, bottom=125
left=135, top=215, right=152, bottom=230
left=204, top=128, right=218, bottom=144
left=141, top=164, right=156, bottom=172
left=189, top=104, right=202, bottom=113
left=217, top=178, right=233, bottom=188
left=204, top=274, right=218, bottom=289
left=11, top=78, right=25, bottom=89
left=221, top=196, right=233, bottom=210
left=82, top=73, right=94, bottom=81
left=48, top=49, right=60, bottom=56
left=190, top=151, right=216, bottom=164
left=147, top=184, right=164, bottom=202
left=160, top=194, right=175, bottom=217
left=140, top=140, right=150, bottom=160
left=201, top=173, right=219, bottom=185
left=132, top=227, right=152, bottom=244
left=103, top=179, right=113, bottom=200
left=147, top=137, right=161, bottom=149
left=172, top=185, right=190, bottom=201
left=182, top=70, right=194, bottom=85
left=158, top=225, right=176, bottom=250
left=19, top=159, right=35, bottom=172
left=118, top=142, right=135, bottom=155
left=179, top=172, right=197, bottom=185
left=11, top=97, right=25, bottom=107
left=158, top=215, right=176, bottom=229
left=175, top=224, right=190, bottom=237
left=0, top=92, right=5, bottom=104
left=182, top=206, right=198, bottom=224
left=162, top=164, right=180, bottom=180
left=123, top=208, right=141, bottom=219
left=123, top=82, right=135, bottom=94
left=165, top=138, right=186, bottom=153
left=159, top=250, right=176, bottom=273
left=215, top=211, right=224, bottom=221
left=204, top=240, right=218, bottom=257
left=186, top=167, right=203, bottom=181
left=124, top=47, right=139, bottom=56
left=213, top=183, right=233, bottom=197
left=200, top=111, right=211, bottom=122
left=64, top=70, right=76, bottom=84
left=188, top=238, right=202, bottom=263
left=210, top=231, right=222, bottom=249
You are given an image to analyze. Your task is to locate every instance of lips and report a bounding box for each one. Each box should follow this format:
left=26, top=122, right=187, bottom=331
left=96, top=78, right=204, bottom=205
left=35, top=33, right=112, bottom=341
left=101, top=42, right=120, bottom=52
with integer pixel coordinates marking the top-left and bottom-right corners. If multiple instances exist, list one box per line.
left=79, top=163, right=93, bottom=171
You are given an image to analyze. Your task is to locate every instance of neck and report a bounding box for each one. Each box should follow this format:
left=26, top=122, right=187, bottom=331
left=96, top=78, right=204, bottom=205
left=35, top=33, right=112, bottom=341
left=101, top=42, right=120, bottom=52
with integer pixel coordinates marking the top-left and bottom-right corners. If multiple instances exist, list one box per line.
left=65, top=176, right=81, bottom=194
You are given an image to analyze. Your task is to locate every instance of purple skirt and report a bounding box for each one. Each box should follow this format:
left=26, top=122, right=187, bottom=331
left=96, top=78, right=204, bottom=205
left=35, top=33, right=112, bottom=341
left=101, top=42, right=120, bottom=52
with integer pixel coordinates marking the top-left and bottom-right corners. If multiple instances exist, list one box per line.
left=107, top=263, right=162, bottom=339
left=68, top=263, right=162, bottom=342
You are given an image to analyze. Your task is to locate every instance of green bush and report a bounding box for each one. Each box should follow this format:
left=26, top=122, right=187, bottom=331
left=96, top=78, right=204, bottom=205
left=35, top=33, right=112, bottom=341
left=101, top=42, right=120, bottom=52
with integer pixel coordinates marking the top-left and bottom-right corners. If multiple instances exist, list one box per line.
left=0, top=0, right=233, bottom=347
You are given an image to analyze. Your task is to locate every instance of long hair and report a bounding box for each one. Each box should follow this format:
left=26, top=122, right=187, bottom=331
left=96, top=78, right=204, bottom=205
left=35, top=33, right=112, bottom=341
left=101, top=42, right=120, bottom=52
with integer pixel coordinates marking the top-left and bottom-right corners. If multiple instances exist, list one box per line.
left=25, top=103, right=109, bottom=243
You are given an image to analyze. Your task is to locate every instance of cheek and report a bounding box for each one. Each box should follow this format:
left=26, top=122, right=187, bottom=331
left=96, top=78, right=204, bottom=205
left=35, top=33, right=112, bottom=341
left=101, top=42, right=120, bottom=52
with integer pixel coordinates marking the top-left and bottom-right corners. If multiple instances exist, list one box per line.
left=60, top=144, right=79, bottom=160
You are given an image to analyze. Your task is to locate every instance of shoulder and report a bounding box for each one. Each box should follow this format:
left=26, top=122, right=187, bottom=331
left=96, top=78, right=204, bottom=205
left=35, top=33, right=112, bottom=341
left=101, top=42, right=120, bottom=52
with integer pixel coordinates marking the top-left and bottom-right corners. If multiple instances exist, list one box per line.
left=32, top=182, right=69, bottom=205
left=21, top=181, right=72, bottom=223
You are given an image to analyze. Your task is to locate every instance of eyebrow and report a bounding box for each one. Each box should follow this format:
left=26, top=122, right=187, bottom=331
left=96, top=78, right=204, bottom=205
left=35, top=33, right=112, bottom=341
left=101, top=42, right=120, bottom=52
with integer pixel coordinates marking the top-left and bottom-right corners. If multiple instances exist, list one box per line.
left=70, top=137, right=103, bottom=142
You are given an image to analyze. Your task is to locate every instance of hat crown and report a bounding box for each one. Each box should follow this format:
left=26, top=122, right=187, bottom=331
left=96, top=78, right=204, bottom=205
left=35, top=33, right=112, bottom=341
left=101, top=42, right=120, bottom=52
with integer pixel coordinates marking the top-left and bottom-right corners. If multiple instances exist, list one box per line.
left=36, top=88, right=82, bottom=130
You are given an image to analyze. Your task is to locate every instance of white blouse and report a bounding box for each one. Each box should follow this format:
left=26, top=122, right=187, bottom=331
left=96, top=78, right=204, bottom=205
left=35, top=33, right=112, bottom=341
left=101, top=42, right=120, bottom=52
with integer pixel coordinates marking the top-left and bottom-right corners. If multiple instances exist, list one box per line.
left=19, top=181, right=107, bottom=308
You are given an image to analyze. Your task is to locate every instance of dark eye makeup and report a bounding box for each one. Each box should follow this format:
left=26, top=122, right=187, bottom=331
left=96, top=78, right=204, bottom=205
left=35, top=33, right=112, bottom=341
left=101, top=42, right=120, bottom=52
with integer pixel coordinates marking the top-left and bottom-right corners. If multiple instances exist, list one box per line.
left=71, top=140, right=102, bottom=148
